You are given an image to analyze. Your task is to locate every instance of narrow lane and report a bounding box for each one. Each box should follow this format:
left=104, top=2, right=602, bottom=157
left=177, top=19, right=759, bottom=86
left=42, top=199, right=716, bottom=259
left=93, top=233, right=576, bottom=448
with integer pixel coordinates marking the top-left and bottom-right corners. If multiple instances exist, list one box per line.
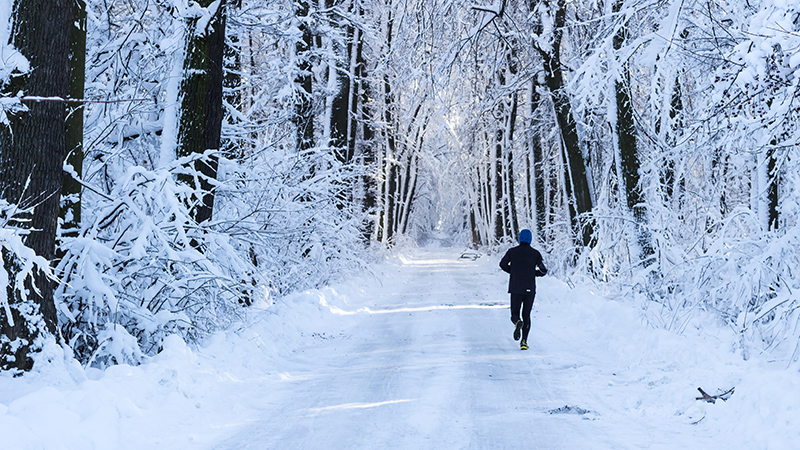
left=210, top=249, right=732, bottom=450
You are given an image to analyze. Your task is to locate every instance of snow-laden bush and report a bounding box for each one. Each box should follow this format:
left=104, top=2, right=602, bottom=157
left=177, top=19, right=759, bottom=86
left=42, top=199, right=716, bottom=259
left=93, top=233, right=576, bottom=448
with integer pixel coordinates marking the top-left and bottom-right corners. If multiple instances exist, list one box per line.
left=56, top=156, right=262, bottom=367
left=629, top=209, right=800, bottom=363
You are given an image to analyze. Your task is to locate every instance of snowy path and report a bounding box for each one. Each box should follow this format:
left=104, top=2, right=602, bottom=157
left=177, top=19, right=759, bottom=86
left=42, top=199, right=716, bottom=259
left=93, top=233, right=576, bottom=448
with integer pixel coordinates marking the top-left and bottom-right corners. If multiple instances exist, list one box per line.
left=208, top=248, right=738, bottom=450
left=5, top=247, right=797, bottom=449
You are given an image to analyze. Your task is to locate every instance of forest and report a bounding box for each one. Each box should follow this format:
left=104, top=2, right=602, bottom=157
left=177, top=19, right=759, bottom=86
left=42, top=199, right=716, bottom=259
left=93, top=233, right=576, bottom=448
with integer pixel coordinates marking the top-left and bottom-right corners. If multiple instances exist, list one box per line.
left=0, top=0, right=798, bottom=373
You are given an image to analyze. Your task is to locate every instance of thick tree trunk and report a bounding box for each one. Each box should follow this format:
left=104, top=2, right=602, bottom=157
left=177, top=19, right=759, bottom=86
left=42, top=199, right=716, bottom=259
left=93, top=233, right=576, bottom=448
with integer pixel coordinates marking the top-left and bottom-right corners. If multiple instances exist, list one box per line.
left=176, top=0, right=227, bottom=227
left=0, top=0, right=72, bottom=371
left=329, top=42, right=350, bottom=157
left=359, top=74, right=377, bottom=242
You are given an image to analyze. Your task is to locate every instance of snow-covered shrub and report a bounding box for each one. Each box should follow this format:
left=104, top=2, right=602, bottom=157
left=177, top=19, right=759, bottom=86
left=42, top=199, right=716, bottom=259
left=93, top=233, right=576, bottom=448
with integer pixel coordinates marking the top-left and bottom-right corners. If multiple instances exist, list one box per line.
left=0, top=199, right=56, bottom=369
left=214, top=145, right=370, bottom=295
left=56, top=156, right=263, bottom=367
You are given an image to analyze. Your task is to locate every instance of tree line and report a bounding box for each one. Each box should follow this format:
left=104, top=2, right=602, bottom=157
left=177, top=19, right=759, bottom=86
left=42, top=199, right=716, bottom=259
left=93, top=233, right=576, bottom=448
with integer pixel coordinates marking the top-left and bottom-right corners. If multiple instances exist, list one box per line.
left=1, top=0, right=799, bottom=372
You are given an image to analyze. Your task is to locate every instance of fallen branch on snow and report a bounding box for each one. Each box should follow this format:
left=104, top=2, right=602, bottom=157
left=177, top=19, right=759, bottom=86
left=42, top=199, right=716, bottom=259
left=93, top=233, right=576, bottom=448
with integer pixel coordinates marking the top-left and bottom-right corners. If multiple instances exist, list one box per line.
left=696, top=387, right=734, bottom=404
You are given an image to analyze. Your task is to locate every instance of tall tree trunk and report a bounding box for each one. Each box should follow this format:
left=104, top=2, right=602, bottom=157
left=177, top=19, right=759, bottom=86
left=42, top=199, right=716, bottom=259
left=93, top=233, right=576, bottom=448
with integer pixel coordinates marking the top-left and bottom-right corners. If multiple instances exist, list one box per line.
left=661, top=75, right=683, bottom=204
left=0, top=0, right=72, bottom=371
left=493, top=126, right=504, bottom=243
left=530, top=84, right=547, bottom=244
left=384, top=160, right=397, bottom=244
left=294, top=0, right=315, bottom=153
left=346, top=2, right=363, bottom=165
left=224, top=0, right=244, bottom=158
left=176, top=0, right=227, bottom=227
left=62, top=0, right=86, bottom=239
left=329, top=10, right=351, bottom=162
left=379, top=2, right=397, bottom=244
left=358, top=46, right=377, bottom=241
left=537, top=0, right=594, bottom=248
left=506, top=90, right=519, bottom=237
left=614, top=0, right=653, bottom=263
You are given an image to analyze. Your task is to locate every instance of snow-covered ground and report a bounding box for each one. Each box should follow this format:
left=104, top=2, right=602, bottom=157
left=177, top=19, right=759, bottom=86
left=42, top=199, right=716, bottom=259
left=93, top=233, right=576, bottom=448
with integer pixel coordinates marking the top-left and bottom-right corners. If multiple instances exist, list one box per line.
left=1, top=247, right=798, bottom=449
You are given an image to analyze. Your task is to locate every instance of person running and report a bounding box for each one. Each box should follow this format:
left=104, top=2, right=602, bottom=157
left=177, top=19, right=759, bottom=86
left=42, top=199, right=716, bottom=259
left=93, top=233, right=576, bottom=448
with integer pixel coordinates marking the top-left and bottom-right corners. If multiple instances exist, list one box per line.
left=499, top=229, right=547, bottom=350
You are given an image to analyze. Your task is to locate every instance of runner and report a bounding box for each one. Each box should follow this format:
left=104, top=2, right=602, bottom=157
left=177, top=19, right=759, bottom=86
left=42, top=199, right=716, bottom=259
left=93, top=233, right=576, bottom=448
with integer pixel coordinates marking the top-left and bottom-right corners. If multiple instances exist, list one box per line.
left=499, top=229, right=547, bottom=350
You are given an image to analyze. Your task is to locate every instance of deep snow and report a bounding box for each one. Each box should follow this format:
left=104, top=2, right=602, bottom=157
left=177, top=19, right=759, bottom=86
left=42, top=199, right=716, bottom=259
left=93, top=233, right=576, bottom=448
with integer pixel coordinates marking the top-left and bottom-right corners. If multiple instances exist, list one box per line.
left=1, top=247, right=798, bottom=449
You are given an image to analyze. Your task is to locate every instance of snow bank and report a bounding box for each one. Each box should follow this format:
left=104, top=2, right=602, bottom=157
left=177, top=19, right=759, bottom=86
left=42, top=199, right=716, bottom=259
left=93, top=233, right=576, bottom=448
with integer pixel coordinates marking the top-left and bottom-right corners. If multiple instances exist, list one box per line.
left=533, top=275, right=800, bottom=449
left=0, top=286, right=344, bottom=450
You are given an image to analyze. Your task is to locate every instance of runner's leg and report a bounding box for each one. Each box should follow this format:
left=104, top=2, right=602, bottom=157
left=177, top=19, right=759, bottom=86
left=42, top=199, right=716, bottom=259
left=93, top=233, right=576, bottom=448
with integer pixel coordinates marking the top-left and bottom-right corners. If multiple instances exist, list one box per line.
left=521, top=294, right=534, bottom=341
left=510, top=294, right=522, bottom=325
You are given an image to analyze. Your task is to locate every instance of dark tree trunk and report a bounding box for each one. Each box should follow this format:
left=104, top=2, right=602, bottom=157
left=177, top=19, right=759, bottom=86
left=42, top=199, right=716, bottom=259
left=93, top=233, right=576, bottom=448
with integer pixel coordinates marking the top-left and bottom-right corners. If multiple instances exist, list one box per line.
left=294, top=0, right=315, bottom=153
left=530, top=85, right=547, bottom=244
left=329, top=25, right=351, bottom=160
left=469, top=209, right=480, bottom=248
left=385, top=160, right=397, bottom=244
left=357, top=6, right=377, bottom=242
left=176, top=0, right=227, bottom=227
left=537, top=0, right=594, bottom=248
left=346, top=5, right=363, bottom=165
left=0, top=0, right=72, bottom=371
left=613, top=0, right=653, bottom=262
left=506, top=91, right=519, bottom=237
left=767, top=144, right=779, bottom=231
left=379, top=3, right=397, bottom=244
left=494, top=127, right=504, bottom=243
left=61, top=0, right=86, bottom=239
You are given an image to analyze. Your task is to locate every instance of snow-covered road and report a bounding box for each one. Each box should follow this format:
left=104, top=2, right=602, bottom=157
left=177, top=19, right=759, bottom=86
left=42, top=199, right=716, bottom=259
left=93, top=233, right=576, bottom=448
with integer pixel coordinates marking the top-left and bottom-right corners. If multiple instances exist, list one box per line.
left=208, top=249, right=739, bottom=450
left=4, top=247, right=797, bottom=450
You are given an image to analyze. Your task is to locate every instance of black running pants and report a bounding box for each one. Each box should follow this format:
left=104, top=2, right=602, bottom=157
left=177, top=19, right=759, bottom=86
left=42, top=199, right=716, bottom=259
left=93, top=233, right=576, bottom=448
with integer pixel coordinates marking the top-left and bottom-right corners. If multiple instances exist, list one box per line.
left=510, top=293, right=534, bottom=341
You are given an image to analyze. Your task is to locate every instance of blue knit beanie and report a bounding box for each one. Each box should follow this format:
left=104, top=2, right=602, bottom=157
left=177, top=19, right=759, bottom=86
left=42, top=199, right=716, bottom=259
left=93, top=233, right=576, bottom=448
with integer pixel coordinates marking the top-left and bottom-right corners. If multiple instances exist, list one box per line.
left=519, top=229, right=532, bottom=244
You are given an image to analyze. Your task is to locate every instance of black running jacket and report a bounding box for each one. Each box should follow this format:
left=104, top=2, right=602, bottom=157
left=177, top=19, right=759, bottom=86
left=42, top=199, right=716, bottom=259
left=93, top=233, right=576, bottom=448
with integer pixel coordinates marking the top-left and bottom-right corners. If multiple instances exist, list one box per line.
left=499, top=243, right=547, bottom=295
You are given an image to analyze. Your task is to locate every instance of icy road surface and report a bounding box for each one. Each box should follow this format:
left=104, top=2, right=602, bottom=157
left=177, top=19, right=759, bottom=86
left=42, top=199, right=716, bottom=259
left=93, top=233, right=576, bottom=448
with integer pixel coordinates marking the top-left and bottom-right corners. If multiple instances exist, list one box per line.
left=209, top=249, right=741, bottom=450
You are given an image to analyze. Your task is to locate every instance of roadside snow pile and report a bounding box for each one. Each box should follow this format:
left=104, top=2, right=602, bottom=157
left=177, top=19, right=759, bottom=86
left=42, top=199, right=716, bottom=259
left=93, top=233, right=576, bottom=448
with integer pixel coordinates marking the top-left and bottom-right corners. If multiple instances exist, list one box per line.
left=0, top=288, right=347, bottom=450
left=532, top=276, right=800, bottom=449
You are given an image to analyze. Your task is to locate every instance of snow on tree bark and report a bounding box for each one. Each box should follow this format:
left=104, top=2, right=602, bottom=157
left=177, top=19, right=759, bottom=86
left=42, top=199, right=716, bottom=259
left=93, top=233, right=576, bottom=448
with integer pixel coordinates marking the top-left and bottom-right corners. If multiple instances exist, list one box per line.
left=0, top=0, right=72, bottom=371
left=176, top=0, right=227, bottom=227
